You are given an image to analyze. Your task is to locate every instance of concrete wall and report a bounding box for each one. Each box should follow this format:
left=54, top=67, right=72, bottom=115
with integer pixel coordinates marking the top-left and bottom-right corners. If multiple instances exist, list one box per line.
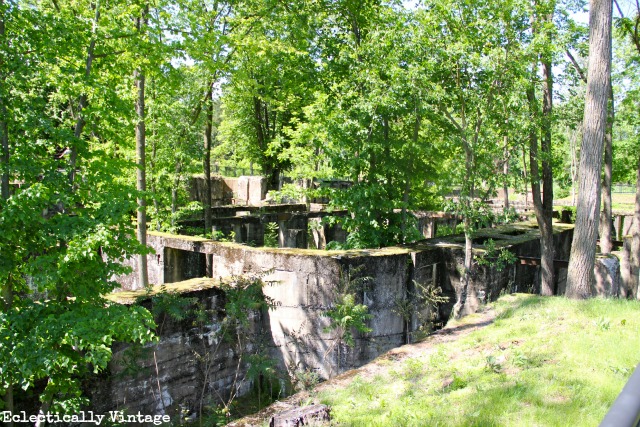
left=189, top=175, right=267, bottom=207
left=105, top=222, right=579, bottom=417
left=92, top=281, right=263, bottom=417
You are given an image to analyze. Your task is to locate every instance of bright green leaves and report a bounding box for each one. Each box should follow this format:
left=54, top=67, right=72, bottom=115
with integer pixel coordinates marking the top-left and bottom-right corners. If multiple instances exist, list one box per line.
left=324, top=293, right=373, bottom=348
left=0, top=299, right=156, bottom=411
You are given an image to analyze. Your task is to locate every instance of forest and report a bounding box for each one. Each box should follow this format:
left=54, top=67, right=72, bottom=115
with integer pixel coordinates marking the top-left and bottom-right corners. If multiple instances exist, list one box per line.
left=1, top=0, right=640, bottom=418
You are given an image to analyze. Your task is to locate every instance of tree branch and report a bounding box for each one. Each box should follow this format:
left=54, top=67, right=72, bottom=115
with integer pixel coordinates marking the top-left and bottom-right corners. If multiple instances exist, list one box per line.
left=566, top=49, right=587, bottom=83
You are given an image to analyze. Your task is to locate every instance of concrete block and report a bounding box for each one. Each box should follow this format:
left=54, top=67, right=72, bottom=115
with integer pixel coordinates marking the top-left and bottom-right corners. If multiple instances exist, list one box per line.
left=594, top=255, right=621, bottom=297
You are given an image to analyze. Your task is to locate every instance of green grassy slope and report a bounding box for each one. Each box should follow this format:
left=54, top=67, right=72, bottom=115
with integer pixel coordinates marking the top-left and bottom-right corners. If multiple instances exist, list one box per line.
left=319, top=294, right=640, bottom=427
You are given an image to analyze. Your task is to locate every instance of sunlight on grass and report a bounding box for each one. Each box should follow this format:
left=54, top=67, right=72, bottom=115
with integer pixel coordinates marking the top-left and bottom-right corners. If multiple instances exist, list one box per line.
left=318, top=294, right=640, bottom=426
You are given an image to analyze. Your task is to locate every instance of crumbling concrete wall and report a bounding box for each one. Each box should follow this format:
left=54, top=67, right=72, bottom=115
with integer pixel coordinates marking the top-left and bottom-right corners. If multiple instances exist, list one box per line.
left=92, top=281, right=264, bottom=418
left=189, top=175, right=237, bottom=206
left=189, top=175, right=266, bottom=207
left=113, top=222, right=575, bottom=374
left=105, top=221, right=577, bottom=416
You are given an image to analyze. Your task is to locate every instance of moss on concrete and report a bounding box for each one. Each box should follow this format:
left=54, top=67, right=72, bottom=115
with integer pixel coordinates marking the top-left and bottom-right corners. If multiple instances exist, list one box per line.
left=106, top=277, right=220, bottom=305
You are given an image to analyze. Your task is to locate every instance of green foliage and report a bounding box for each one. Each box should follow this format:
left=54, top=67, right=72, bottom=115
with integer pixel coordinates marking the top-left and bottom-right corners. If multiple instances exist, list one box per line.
left=0, top=0, right=159, bottom=409
left=393, top=280, right=449, bottom=342
left=475, top=239, right=518, bottom=272
left=0, top=300, right=156, bottom=412
left=323, top=265, right=373, bottom=362
left=291, top=368, right=320, bottom=392
left=324, top=293, right=373, bottom=348
left=263, top=222, right=279, bottom=248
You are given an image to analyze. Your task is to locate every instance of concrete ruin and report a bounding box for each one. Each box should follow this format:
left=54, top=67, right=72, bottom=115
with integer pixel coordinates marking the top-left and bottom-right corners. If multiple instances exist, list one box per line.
left=99, top=220, right=579, bottom=417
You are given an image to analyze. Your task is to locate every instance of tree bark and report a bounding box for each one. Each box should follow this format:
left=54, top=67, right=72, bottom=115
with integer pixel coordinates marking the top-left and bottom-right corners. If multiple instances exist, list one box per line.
left=600, top=82, right=614, bottom=254
left=204, top=88, right=213, bottom=276
left=632, top=153, right=640, bottom=298
left=538, top=5, right=556, bottom=296
left=566, top=0, right=612, bottom=298
left=503, top=136, right=509, bottom=210
left=527, top=78, right=555, bottom=296
left=1, top=0, right=8, bottom=201
left=134, top=13, right=148, bottom=288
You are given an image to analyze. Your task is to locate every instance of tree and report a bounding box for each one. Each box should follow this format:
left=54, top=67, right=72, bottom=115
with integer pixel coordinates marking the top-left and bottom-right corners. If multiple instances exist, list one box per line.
left=135, top=7, right=149, bottom=288
left=219, top=0, right=321, bottom=191
left=296, top=4, right=438, bottom=248
left=529, top=0, right=557, bottom=296
left=0, top=0, right=156, bottom=412
left=613, top=0, right=640, bottom=297
left=566, top=0, right=613, bottom=298
left=416, top=0, right=528, bottom=314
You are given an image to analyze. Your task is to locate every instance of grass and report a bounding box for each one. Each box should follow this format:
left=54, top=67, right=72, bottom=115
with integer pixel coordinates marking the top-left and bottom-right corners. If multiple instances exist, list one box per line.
left=317, top=294, right=640, bottom=427
left=555, top=192, right=636, bottom=213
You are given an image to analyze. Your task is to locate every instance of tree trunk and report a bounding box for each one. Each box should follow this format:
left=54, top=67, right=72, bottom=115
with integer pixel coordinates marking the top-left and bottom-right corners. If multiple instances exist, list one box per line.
left=134, top=13, right=148, bottom=288
left=455, top=145, right=475, bottom=318
left=632, top=153, right=640, bottom=298
left=566, top=0, right=612, bottom=299
left=69, top=1, right=100, bottom=187
left=204, top=89, right=213, bottom=276
left=527, top=79, right=555, bottom=296
left=600, top=82, right=614, bottom=254
left=571, top=125, right=579, bottom=206
left=503, top=136, right=509, bottom=210
left=522, top=143, right=529, bottom=210
left=171, top=160, right=182, bottom=228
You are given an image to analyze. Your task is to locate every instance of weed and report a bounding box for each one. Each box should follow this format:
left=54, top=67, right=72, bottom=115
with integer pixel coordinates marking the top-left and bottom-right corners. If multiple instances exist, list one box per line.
left=594, top=316, right=611, bottom=331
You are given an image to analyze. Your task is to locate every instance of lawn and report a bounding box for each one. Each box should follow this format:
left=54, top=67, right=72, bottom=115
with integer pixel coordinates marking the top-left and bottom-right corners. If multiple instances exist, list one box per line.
left=317, top=294, right=640, bottom=427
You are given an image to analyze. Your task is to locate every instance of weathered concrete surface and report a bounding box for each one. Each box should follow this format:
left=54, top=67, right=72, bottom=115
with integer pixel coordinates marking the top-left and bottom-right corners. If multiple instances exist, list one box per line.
left=189, top=175, right=237, bottom=206
left=93, top=278, right=262, bottom=418
left=114, top=221, right=574, bottom=374
left=190, top=175, right=267, bottom=207
left=594, top=255, right=621, bottom=297
left=104, top=221, right=577, bottom=416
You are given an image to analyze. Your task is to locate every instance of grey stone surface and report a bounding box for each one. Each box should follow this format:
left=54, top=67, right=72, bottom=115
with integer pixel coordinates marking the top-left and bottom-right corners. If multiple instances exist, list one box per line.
left=594, top=255, right=621, bottom=297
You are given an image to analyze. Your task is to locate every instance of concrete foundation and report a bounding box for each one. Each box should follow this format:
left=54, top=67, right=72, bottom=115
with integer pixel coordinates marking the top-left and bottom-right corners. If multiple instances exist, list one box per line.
left=105, top=221, right=576, bottom=417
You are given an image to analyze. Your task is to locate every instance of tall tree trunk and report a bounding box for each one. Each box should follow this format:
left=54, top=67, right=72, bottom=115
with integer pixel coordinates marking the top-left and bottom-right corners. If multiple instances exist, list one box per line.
left=600, top=82, right=614, bottom=254
left=204, top=88, right=213, bottom=276
left=632, top=153, right=640, bottom=298
left=503, top=136, right=510, bottom=210
left=522, top=143, right=529, bottom=210
left=171, top=160, right=182, bottom=228
left=69, top=0, right=100, bottom=187
left=455, top=147, right=474, bottom=319
left=540, top=52, right=556, bottom=295
left=571, top=125, right=579, bottom=206
left=134, top=13, right=148, bottom=288
left=527, top=77, right=555, bottom=296
left=566, top=0, right=612, bottom=298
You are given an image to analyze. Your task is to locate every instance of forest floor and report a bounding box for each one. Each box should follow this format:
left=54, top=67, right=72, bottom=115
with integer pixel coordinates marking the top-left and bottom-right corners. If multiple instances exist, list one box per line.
left=227, top=294, right=640, bottom=427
